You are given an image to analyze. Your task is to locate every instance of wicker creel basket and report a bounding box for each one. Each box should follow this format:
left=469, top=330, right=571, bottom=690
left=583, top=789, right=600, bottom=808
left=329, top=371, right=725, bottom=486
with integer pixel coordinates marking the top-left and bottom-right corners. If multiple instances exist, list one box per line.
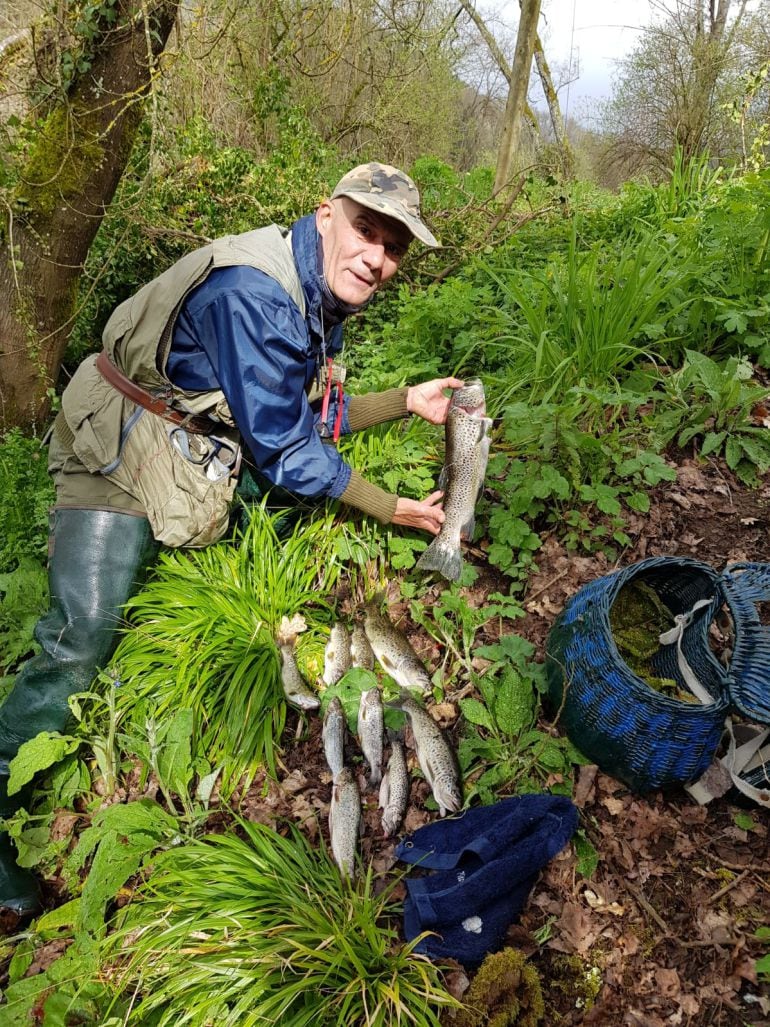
left=545, top=556, right=733, bottom=793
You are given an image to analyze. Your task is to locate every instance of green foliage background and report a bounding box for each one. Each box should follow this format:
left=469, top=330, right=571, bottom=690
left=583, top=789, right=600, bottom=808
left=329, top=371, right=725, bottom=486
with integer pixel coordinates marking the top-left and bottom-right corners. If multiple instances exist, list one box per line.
left=2, top=77, right=770, bottom=1021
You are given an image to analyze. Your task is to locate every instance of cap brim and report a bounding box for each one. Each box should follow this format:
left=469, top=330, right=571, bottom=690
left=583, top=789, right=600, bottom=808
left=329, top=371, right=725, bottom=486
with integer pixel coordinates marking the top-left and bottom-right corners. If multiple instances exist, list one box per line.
left=332, top=190, right=440, bottom=248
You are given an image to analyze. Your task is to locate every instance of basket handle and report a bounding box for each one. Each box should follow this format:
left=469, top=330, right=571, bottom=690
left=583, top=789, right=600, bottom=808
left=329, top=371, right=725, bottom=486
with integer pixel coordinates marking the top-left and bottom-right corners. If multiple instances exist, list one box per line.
left=721, top=562, right=770, bottom=605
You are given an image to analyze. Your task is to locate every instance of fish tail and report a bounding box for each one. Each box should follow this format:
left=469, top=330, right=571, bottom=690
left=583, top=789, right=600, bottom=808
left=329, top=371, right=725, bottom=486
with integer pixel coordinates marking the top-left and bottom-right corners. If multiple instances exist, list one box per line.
left=416, top=537, right=462, bottom=582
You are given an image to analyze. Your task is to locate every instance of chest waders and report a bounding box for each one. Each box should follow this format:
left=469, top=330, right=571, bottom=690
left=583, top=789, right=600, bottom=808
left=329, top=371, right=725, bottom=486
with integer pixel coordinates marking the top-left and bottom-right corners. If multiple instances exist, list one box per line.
left=0, top=510, right=158, bottom=917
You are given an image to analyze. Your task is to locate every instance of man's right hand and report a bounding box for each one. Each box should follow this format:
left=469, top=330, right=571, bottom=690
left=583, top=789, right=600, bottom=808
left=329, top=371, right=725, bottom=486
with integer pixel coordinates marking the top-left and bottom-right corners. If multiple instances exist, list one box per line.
left=392, top=491, right=445, bottom=535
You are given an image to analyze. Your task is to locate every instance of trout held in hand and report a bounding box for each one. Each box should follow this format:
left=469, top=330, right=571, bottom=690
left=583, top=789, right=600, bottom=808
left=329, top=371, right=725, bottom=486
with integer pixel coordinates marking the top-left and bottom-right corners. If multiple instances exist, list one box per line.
left=363, top=599, right=432, bottom=695
left=416, top=379, right=492, bottom=582
left=388, top=692, right=462, bottom=817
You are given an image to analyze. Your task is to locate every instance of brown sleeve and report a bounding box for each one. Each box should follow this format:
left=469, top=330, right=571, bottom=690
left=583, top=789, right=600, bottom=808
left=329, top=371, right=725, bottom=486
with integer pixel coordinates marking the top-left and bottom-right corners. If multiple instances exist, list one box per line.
left=346, top=387, right=409, bottom=432
left=339, top=468, right=398, bottom=523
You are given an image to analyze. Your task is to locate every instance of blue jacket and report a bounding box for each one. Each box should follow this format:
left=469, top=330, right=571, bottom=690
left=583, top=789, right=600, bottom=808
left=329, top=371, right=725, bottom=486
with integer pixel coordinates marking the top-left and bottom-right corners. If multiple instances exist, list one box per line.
left=167, top=214, right=354, bottom=500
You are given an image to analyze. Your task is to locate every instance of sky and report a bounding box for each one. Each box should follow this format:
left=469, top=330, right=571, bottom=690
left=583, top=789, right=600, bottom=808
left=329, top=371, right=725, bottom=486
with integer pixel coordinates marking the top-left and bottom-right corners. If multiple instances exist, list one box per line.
left=534, top=0, right=656, bottom=118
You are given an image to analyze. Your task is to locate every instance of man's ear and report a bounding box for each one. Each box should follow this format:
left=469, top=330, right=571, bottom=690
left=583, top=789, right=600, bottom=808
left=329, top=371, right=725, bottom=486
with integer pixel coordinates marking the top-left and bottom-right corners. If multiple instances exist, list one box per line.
left=316, top=199, right=334, bottom=237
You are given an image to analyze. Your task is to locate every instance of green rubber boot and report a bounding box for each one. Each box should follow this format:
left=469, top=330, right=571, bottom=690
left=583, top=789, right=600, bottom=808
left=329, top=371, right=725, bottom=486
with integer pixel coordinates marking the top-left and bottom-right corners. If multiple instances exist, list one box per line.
left=0, top=508, right=158, bottom=916
left=0, top=775, right=39, bottom=918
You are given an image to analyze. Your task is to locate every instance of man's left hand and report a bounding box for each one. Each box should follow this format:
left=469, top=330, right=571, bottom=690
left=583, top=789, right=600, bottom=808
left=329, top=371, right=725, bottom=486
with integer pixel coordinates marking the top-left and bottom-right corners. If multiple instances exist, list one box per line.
left=406, top=377, right=464, bottom=424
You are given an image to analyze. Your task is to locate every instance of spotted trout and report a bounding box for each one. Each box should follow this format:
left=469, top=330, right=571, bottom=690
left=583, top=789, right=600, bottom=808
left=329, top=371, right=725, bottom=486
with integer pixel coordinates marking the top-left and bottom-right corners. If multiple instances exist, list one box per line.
left=379, top=736, right=409, bottom=837
left=416, top=378, right=492, bottom=582
left=323, top=623, right=352, bottom=686
left=388, top=692, right=461, bottom=816
left=350, top=623, right=375, bottom=670
left=278, top=644, right=320, bottom=711
left=329, top=766, right=361, bottom=878
left=363, top=598, right=432, bottom=695
left=357, top=687, right=384, bottom=787
left=322, top=695, right=346, bottom=779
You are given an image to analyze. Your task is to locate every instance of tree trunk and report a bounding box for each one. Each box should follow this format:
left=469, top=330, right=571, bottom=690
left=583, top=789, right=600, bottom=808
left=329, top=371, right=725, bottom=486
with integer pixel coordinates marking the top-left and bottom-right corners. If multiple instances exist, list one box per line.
left=494, top=0, right=542, bottom=193
left=532, top=30, right=574, bottom=179
left=0, top=0, right=179, bottom=433
left=677, top=0, right=747, bottom=159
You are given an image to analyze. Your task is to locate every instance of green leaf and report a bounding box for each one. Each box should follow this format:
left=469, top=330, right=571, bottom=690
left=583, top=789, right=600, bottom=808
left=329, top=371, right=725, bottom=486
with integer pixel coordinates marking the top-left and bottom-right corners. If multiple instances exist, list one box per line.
left=493, top=670, right=534, bottom=735
left=155, top=708, right=195, bottom=798
left=7, top=732, right=80, bottom=795
left=459, top=697, right=495, bottom=731
left=574, top=830, right=599, bottom=879
left=732, top=811, right=757, bottom=832
left=701, top=431, right=727, bottom=456
left=626, top=491, right=650, bottom=513
left=725, top=436, right=742, bottom=470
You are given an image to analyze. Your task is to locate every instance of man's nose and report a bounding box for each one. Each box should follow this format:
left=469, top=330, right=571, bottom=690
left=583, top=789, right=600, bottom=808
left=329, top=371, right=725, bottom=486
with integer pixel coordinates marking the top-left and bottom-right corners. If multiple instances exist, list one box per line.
left=363, top=243, right=385, bottom=271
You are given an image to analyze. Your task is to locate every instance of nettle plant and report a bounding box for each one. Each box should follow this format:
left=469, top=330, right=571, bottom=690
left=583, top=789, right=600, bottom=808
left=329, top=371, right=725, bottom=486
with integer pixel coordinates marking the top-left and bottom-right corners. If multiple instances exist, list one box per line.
left=651, top=350, right=770, bottom=484
left=484, top=390, right=677, bottom=582
left=458, top=633, right=589, bottom=805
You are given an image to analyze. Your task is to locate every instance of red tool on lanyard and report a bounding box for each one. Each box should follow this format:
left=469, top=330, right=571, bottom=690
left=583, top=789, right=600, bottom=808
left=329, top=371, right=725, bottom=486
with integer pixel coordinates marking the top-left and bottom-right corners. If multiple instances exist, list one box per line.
left=319, top=358, right=344, bottom=443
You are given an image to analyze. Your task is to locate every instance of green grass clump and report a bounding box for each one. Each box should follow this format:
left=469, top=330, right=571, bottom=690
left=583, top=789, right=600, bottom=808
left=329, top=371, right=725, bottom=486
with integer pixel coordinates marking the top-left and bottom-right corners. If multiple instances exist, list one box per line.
left=111, top=501, right=341, bottom=779
left=101, top=820, right=458, bottom=1026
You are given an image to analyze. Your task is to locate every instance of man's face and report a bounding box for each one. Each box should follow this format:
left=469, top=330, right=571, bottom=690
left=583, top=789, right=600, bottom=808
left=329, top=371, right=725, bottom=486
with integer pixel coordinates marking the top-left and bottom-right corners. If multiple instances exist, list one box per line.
left=316, top=197, right=411, bottom=305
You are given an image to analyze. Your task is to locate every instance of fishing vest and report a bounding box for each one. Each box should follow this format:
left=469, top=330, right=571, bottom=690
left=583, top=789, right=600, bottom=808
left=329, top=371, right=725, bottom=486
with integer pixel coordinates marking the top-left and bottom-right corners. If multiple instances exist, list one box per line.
left=58, top=225, right=307, bottom=547
left=103, top=224, right=305, bottom=419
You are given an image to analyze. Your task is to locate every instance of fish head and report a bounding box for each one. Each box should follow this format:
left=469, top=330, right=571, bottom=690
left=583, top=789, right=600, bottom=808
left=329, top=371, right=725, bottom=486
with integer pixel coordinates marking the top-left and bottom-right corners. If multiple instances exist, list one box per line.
left=449, top=379, right=486, bottom=416
left=436, top=780, right=463, bottom=817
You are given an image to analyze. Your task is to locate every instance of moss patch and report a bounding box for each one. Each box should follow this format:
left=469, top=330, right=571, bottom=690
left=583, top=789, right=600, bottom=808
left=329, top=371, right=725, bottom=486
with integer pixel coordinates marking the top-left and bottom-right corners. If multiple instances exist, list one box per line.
left=15, top=105, right=104, bottom=220
left=451, top=948, right=544, bottom=1027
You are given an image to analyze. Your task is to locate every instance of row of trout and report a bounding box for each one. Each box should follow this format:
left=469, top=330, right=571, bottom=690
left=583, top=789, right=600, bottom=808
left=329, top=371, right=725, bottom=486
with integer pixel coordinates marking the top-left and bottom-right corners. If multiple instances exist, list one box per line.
left=280, top=601, right=462, bottom=878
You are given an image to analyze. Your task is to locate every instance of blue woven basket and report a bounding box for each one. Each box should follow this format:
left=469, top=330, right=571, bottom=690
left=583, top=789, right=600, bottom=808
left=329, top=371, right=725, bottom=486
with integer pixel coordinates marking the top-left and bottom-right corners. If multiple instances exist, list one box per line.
left=545, top=556, right=732, bottom=793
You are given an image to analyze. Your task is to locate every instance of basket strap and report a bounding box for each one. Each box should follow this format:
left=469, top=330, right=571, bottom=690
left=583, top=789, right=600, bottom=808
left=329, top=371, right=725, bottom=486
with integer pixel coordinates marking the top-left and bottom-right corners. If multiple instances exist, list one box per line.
left=686, top=721, right=770, bottom=807
left=722, top=722, right=770, bottom=807
left=658, top=599, right=715, bottom=706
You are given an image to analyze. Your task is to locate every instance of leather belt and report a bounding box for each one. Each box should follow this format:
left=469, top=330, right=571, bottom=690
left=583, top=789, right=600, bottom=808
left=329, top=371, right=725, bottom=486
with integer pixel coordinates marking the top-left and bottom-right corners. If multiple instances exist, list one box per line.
left=95, top=350, right=217, bottom=435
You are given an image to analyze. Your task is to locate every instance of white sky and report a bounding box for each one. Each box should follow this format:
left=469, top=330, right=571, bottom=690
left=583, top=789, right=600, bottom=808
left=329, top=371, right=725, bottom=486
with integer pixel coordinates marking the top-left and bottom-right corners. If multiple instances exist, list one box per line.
left=536, top=0, right=655, bottom=117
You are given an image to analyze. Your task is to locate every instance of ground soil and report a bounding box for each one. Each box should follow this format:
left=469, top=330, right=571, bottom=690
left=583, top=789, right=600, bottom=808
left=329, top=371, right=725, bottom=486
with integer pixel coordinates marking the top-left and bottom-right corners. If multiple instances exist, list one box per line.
left=254, top=455, right=770, bottom=1027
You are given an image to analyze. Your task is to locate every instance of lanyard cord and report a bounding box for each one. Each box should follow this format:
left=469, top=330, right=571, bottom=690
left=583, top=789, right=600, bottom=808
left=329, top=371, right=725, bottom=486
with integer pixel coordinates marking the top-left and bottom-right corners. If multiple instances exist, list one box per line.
left=317, top=308, right=344, bottom=443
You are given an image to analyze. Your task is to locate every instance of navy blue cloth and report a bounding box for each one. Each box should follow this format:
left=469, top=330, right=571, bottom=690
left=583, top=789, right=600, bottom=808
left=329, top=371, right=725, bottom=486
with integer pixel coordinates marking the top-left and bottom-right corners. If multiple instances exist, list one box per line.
left=167, top=214, right=354, bottom=500
left=395, top=795, right=578, bottom=966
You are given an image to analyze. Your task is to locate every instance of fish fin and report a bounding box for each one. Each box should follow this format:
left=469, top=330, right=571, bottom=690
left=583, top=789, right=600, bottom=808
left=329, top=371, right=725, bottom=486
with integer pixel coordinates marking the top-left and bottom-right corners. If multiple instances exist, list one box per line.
left=459, top=513, right=475, bottom=541
left=378, top=771, right=390, bottom=809
left=416, top=537, right=462, bottom=582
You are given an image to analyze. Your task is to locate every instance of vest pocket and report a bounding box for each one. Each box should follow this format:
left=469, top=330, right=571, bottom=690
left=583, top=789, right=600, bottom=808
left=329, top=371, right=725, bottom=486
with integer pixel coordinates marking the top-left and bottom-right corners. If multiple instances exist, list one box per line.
left=99, top=409, right=240, bottom=548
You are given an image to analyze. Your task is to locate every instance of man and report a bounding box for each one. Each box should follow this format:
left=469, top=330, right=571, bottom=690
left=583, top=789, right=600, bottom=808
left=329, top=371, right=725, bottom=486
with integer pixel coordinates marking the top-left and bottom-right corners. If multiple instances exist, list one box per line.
left=0, top=162, right=460, bottom=917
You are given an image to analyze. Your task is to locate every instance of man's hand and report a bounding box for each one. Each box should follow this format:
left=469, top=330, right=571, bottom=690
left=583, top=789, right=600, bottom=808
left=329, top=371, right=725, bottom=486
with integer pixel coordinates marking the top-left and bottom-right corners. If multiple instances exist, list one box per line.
left=392, top=491, right=445, bottom=535
left=406, top=377, right=464, bottom=425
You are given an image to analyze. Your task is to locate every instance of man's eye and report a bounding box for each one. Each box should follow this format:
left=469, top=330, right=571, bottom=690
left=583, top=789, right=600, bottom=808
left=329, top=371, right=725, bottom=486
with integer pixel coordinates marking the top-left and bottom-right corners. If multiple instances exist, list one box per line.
left=387, top=245, right=405, bottom=258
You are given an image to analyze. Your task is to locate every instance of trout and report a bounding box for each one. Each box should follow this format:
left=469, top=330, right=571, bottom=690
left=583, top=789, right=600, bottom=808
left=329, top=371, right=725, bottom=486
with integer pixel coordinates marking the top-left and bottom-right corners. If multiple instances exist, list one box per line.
left=322, top=696, right=346, bottom=780
left=329, top=766, right=361, bottom=878
left=350, top=623, right=375, bottom=670
left=363, top=599, right=432, bottom=695
left=388, top=692, right=461, bottom=816
left=357, top=687, right=384, bottom=786
left=379, top=736, right=410, bottom=838
left=278, top=644, right=320, bottom=711
left=416, top=378, right=492, bottom=582
left=323, top=623, right=352, bottom=686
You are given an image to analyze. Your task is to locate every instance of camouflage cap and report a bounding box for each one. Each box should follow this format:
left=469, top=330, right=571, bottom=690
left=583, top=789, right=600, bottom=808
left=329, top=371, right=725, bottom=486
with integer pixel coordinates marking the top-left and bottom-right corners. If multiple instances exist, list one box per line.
left=331, top=162, right=439, bottom=248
